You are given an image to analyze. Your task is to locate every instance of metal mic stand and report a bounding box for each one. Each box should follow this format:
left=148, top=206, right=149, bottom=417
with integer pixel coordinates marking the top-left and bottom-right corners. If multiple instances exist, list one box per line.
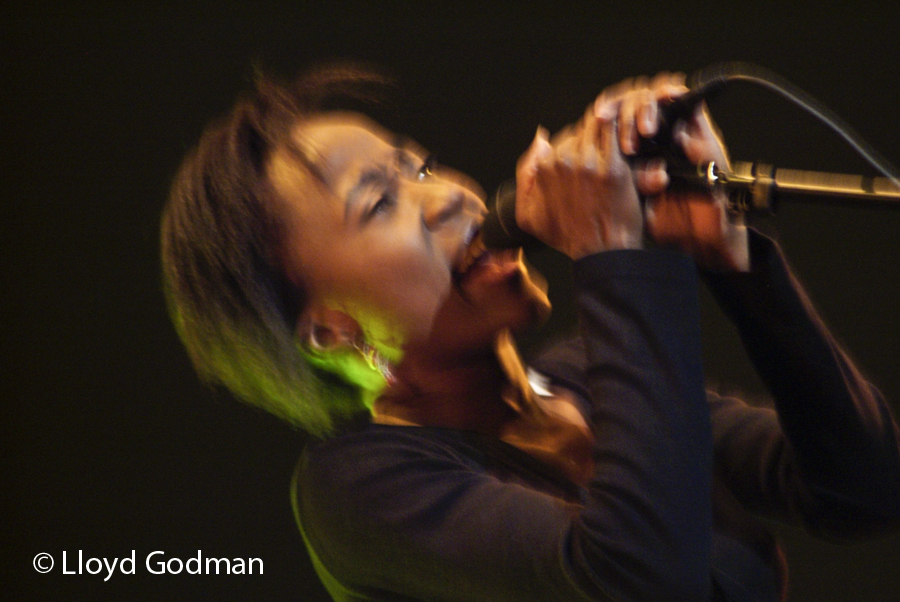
left=676, top=161, right=900, bottom=214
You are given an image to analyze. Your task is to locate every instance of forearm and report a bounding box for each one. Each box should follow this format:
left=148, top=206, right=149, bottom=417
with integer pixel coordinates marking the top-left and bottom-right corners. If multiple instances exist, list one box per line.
left=705, top=230, right=900, bottom=531
left=570, top=247, right=713, bottom=600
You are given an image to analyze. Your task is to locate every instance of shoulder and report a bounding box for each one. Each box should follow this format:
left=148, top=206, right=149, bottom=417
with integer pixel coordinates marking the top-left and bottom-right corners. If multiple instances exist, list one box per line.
left=303, top=424, right=488, bottom=468
left=296, top=423, right=583, bottom=521
left=297, top=425, right=489, bottom=507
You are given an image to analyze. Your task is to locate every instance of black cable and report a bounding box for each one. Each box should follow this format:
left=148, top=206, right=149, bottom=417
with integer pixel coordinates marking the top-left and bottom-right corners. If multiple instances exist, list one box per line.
left=689, top=62, right=900, bottom=187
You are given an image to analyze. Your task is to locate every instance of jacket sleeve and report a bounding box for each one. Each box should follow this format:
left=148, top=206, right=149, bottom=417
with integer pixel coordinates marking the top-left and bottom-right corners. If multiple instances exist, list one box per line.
left=702, top=230, right=900, bottom=538
left=295, top=249, right=715, bottom=602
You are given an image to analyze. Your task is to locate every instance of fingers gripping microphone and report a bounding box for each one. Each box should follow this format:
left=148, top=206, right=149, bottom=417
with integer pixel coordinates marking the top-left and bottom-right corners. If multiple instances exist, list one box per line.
left=636, top=62, right=738, bottom=157
left=480, top=64, right=733, bottom=250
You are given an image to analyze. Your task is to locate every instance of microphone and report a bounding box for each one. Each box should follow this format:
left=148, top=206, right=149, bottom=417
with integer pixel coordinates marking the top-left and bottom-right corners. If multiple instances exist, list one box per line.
left=634, top=85, right=715, bottom=158
left=481, top=181, right=539, bottom=250
left=635, top=61, right=736, bottom=158
left=481, top=65, right=731, bottom=250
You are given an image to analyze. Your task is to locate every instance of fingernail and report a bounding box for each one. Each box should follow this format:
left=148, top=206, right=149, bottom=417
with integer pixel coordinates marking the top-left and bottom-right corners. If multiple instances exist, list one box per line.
left=533, top=126, right=552, bottom=159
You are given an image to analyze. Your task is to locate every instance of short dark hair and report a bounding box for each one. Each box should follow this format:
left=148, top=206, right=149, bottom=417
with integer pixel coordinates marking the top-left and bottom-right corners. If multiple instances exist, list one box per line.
left=160, top=64, right=387, bottom=436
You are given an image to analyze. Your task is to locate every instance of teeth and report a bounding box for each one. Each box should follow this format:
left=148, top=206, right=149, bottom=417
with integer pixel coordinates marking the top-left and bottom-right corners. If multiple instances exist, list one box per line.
left=458, top=228, right=487, bottom=275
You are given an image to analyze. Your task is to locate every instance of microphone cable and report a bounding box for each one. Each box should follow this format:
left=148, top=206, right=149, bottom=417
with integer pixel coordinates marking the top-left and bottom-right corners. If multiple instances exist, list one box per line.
left=686, top=61, right=900, bottom=187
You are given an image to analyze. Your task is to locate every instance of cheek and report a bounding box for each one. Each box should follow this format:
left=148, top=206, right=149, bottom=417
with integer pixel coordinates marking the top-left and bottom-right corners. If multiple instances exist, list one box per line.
left=340, top=247, right=453, bottom=347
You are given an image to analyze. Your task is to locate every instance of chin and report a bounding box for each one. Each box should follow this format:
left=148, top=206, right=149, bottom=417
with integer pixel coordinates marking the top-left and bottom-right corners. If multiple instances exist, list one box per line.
left=423, top=296, right=549, bottom=358
left=508, top=294, right=552, bottom=336
left=420, top=263, right=551, bottom=355
left=482, top=275, right=552, bottom=341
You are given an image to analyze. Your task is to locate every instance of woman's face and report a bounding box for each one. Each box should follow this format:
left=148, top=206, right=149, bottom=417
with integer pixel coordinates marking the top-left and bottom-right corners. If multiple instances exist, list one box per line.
left=268, top=112, right=549, bottom=361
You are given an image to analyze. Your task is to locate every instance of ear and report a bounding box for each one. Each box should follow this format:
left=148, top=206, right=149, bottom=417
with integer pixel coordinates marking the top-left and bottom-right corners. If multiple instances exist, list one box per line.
left=295, top=302, right=364, bottom=353
left=295, top=302, right=394, bottom=396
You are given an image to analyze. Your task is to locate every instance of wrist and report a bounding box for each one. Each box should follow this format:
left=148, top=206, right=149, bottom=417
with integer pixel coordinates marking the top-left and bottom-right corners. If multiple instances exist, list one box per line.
left=727, top=225, right=751, bottom=272
left=567, top=222, right=645, bottom=260
left=604, top=226, right=646, bottom=253
left=698, top=225, right=750, bottom=273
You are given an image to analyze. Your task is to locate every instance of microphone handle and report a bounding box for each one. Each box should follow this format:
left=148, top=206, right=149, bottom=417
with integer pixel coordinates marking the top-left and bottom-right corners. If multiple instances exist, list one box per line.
left=635, top=89, right=705, bottom=158
left=481, top=181, right=539, bottom=250
left=635, top=65, right=729, bottom=158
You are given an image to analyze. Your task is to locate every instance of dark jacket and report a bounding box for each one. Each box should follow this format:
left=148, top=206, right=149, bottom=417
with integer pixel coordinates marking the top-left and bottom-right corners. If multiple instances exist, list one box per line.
left=294, top=232, right=900, bottom=601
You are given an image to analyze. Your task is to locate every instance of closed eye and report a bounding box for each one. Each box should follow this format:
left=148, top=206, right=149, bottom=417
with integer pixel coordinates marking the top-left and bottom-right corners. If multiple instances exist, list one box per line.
left=366, top=192, right=396, bottom=221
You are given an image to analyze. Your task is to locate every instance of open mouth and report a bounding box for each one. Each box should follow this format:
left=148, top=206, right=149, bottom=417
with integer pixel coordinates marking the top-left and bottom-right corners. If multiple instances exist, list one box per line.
left=450, top=223, right=549, bottom=317
left=452, top=225, right=522, bottom=289
left=455, top=225, right=488, bottom=277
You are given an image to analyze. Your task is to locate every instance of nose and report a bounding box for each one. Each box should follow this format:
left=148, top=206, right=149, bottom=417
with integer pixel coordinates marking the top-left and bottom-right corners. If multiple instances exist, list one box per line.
left=422, top=186, right=467, bottom=232
left=420, top=172, right=489, bottom=233
left=413, top=163, right=487, bottom=233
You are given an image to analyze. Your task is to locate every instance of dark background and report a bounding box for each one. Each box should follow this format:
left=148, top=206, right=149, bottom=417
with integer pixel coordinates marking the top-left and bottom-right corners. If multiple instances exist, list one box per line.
left=3, top=2, right=899, bottom=600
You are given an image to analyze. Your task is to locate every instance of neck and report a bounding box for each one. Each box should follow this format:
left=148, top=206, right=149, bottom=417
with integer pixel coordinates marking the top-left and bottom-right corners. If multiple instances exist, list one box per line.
left=372, top=332, right=528, bottom=435
left=373, top=331, right=597, bottom=486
